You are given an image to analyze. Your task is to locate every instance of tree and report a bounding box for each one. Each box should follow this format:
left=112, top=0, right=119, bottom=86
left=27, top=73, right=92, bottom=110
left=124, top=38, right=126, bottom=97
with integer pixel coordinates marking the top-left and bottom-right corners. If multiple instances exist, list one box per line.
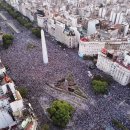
left=47, top=100, right=74, bottom=128
left=2, top=34, right=14, bottom=49
left=9, top=10, right=21, bottom=19
left=24, top=22, right=33, bottom=29
left=93, top=75, right=112, bottom=85
left=32, top=28, right=41, bottom=38
left=1, top=1, right=33, bottom=30
left=17, top=16, right=26, bottom=26
left=112, top=120, right=129, bottom=130
left=42, top=124, right=49, bottom=130
left=17, top=87, right=28, bottom=98
left=92, top=80, right=108, bottom=94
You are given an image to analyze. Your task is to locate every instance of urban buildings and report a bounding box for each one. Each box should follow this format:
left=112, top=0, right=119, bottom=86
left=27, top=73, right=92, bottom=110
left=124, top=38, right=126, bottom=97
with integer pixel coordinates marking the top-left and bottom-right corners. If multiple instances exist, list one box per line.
left=4, top=0, right=130, bottom=86
left=1, top=0, right=130, bottom=129
left=5, top=0, right=130, bottom=49
left=48, top=19, right=79, bottom=48
left=4, top=0, right=130, bottom=83
left=78, top=35, right=130, bottom=57
left=0, top=60, right=37, bottom=130
left=97, top=49, right=130, bottom=86
left=78, top=6, right=130, bottom=57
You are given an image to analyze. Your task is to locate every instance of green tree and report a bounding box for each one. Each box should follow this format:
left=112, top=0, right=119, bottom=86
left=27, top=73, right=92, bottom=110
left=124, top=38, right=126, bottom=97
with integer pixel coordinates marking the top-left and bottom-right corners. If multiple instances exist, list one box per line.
left=17, top=16, right=26, bottom=26
left=10, top=10, right=21, bottom=19
left=93, top=75, right=112, bottom=85
left=47, top=100, right=74, bottom=128
left=17, top=87, right=28, bottom=98
left=0, top=1, right=33, bottom=30
left=92, top=80, right=108, bottom=94
left=42, top=124, right=49, bottom=130
left=24, top=22, right=33, bottom=29
left=2, top=34, right=14, bottom=49
left=112, top=120, right=129, bottom=130
left=32, top=28, right=41, bottom=38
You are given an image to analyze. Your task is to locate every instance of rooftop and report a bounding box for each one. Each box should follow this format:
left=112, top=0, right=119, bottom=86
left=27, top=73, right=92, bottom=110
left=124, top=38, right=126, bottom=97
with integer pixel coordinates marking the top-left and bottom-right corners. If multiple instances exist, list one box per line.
left=101, top=49, right=130, bottom=71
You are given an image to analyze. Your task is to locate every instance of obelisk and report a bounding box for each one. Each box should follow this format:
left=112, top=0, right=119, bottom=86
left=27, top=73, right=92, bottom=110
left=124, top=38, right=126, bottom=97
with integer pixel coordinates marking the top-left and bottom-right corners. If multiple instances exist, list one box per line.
left=41, top=29, right=48, bottom=64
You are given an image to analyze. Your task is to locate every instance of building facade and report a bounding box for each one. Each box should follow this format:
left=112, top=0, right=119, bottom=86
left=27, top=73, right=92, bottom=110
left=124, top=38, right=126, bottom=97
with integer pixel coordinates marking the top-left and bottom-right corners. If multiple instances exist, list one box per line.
left=78, top=40, right=130, bottom=57
left=96, top=50, right=130, bottom=86
left=48, top=19, right=79, bottom=48
left=0, top=60, right=37, bottom=130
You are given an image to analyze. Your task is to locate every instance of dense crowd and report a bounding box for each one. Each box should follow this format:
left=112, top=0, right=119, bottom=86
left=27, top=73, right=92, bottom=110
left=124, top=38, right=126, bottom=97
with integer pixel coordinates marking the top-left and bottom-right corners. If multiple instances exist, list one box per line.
left=0, top=10, right=130, bottom=130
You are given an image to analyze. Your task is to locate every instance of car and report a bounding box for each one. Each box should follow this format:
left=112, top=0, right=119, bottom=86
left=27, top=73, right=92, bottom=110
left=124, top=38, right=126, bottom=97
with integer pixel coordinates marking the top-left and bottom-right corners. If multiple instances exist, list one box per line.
left=0, top=59, right=6, bottom=76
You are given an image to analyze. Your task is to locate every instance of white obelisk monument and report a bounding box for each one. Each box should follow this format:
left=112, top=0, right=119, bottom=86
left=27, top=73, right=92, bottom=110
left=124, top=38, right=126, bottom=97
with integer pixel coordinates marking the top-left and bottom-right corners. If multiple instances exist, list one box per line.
left=41, top=29, right=48, bottom=64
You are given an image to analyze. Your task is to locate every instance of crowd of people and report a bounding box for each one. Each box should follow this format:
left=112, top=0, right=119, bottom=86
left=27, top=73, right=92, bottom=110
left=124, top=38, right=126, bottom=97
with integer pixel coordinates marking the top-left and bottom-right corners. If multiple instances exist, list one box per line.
left=0, top=10, right=130, bottom=130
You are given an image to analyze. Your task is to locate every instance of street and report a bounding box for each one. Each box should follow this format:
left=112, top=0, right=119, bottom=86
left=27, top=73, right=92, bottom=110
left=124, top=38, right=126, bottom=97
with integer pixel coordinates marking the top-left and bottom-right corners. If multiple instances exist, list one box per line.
left=0, top=10, right=130, bottom=130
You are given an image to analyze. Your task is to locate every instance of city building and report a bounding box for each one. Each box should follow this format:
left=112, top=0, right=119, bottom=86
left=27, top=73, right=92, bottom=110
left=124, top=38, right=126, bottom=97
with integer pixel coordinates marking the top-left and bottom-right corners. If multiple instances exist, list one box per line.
left=78, top=38, right=130, bottom=57
left=0, top=60, right=37, bottom=130
left=78, top=18, right=130, bottom=57
left=4, top=0, right=130, bottom=51
left=97, top=49, right=130, bottom=86
left=48, top=19, right=79, bottom=48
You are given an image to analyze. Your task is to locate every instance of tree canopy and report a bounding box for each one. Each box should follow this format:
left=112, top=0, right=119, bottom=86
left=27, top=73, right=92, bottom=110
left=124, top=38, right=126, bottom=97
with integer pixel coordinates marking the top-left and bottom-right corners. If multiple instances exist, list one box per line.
left=92, top=80, right=108, bottom=94
left=32, top=28, right=41, bottom=38
left=17, top=87, right=28, bottom=98
left=47, top=100, right=74, bottom=128
left=2, top=34, right=14, bottom=49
